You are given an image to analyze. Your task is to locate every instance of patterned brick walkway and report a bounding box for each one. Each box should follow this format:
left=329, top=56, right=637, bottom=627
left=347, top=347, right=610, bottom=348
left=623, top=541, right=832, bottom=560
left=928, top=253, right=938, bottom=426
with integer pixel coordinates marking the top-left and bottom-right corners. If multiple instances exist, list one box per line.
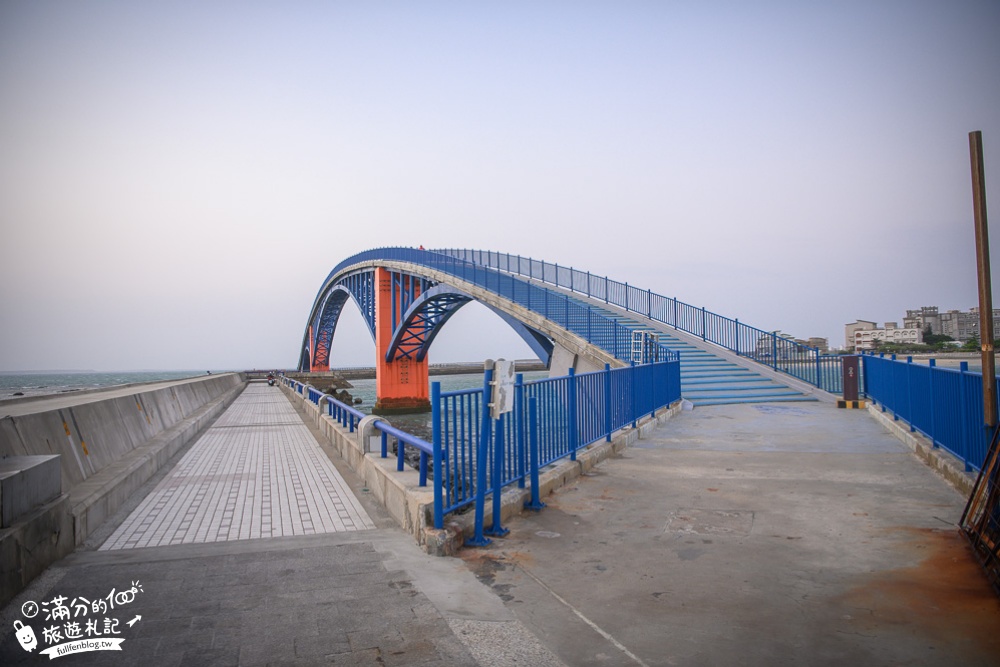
left=101, top=384, right=373, bottom=550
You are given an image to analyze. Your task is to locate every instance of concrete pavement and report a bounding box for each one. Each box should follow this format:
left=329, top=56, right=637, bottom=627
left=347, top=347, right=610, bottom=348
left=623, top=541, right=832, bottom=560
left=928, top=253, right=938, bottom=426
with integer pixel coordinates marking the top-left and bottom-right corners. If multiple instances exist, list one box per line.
left=0, top=383, right=562, bottom=666
left=457, top=402, right=1000, bottom=666
left=3, top=384, right=1000, bottom=665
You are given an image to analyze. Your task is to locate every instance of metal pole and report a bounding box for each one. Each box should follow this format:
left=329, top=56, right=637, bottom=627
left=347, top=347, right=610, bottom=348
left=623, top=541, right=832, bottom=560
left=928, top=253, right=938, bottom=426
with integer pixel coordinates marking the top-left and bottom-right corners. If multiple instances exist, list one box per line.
left=525, top=396, right=546, bottom=511
left=970, top=130, right=996, bottom=428
left=467, top=365, right=494, bottom=547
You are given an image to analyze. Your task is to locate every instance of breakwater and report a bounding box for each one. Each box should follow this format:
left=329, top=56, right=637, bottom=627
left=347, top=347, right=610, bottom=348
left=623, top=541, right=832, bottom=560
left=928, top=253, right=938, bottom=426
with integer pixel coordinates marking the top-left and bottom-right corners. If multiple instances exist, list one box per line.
left=0, top=373, right=245, bottom=606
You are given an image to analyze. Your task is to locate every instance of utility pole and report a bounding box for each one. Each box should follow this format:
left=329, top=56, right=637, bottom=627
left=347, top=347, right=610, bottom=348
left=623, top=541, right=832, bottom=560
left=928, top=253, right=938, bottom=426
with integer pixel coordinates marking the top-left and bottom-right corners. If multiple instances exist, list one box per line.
left=970, top=130, right=996, bottom=428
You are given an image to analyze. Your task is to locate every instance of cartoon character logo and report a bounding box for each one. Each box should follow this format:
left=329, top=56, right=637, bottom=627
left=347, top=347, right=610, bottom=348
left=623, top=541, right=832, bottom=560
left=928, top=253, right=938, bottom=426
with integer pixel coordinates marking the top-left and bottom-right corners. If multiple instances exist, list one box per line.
left=14, top=620, right=37, bottom=652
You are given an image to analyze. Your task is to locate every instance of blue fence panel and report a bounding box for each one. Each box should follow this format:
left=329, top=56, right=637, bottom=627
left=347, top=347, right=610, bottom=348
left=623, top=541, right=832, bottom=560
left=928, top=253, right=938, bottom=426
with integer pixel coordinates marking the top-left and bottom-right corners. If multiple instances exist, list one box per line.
left=429, top=359, right=681, bottom=528
left=862, top=354, right=995, bottom=472
left=434, top=248, right=840, bottom=392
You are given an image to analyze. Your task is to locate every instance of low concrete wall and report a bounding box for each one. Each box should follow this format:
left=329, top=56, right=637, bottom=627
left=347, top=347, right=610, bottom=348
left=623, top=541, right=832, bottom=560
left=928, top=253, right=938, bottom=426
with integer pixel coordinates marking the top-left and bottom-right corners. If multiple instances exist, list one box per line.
left=865, top=404, right=978, bottom=496
left=0, top=374, right=245, bottom=607
left=282, top=382, right=680, bottom=555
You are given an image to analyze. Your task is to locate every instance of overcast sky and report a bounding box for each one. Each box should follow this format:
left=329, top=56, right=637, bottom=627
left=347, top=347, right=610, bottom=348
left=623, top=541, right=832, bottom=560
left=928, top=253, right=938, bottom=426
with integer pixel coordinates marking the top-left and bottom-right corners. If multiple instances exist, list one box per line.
left=1, top=1, right=998, bottom=371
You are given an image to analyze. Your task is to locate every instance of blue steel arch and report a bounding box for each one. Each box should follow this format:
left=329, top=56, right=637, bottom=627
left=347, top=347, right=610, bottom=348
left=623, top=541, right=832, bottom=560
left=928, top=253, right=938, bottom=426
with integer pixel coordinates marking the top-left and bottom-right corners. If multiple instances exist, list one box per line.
left=301, top=269, right=377, bottom=371
left=299, top=247, right=675, bottom=373
left=385, top=285, right=555, bottom=364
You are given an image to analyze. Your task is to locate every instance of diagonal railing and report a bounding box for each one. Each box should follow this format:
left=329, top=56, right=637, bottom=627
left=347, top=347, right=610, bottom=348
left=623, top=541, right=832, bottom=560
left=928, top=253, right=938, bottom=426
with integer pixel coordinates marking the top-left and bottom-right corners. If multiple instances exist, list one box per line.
left=316, top=247, right=679, bottom=364
left=433, top=248, right=845, bottom=393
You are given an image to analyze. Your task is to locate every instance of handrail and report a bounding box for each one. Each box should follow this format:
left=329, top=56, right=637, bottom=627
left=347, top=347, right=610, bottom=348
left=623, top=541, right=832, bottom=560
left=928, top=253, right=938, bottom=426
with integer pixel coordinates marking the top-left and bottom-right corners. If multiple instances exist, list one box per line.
left=432, top=248, right=843, bottom=391
left=306, top=246, right=679, bottom=365
left=862, top=352, right=993, bottom=472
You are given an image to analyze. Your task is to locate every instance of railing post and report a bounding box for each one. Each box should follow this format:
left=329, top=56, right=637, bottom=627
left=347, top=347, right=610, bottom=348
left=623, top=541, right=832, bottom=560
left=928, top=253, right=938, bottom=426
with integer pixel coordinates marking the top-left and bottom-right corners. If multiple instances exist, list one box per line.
left=958, top=362, right=970, bottom=471
left=525, top=397, right=545, bottom=511
left=771, top=334, right=777, bottom=370
left=890, top=354, right=898, bottom=420
left=735, top=319, right=740, bottom=356
left=568, top=368, right=578, bottom=461
left=604, top=363, right=613, bottom=442
left=586, top=271, right=591, bottom=298
left=605, top=276, right=609, bottom=304
left=467, top=366, right=494, bottom=547
left=624, top=282, right=629, bottom=311
left=555, top=262, right=560, bottom=287
left=906, top=356, right=915, bottom=431
left=647, top=289, right=652, bottom=318
left=486, top=412, right=509, bottom=537
left=929, top=359, right=938, bottom=447
left=630, top=361, right=638, bottom=429
left=701, top=307, right=707, bottom=341
left=516, top=373, right=526, bottom=489
left=673, top=298, right=678, bottom=329
left=815, top=349, right=822, bottom=388
left=432, top=382, right=444, bottom=529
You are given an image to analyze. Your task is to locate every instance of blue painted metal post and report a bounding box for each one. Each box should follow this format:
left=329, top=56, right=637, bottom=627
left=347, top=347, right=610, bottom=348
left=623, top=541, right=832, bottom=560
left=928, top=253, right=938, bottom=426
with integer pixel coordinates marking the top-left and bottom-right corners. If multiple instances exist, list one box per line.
left=929, top=359, right=938, bottom=447
left=467, top=367, right=494, bottom=547
left=605, top=363, right=613, bottom=442
left=381, top=431, right=388, bottom=458
left=432, top=382, right=444, bottom=529
left=516, top=373, right=526, bottom=489
left=631, top=361, right=638, bottom=429
left=771, top=334, right=777, bottom=370
left=906, top=357, right=915, bottom=432
left=815, top=349, right=822, bottom=388
left=673, top=298, right=678, bottom=329
left=605, top=276, right=609, bottom=303
left=701, top=307, right=707, bottom=341
left=568, top=368, right=578, bottom=461
left=586, top=271, right=591, bottom=298
left=624, top=283, right=629, bottom=311
left=958, top=362, right=970, bottom=471
left=890, top=354, right=898, bottom=420
left=647, top=289, right=652, bottom=318
left=486, top=412, right=509, bottom=537
left=525, top=397, right=546, bottom=512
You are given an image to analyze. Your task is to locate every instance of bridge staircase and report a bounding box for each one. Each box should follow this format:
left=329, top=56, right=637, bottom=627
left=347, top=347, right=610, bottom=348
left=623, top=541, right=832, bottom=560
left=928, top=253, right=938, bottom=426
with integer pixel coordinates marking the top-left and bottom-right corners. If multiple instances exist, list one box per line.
left=548, top=289, right=818, bottom=407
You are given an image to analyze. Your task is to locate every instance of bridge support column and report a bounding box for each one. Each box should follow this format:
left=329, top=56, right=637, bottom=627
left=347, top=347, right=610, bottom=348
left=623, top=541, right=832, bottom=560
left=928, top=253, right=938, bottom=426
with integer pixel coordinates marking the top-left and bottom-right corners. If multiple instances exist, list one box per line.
left=549, top=342, right=605, bottom=377
left=373, top=267, right=431, bottom=414
left=309, top=325, right=330, bottom=372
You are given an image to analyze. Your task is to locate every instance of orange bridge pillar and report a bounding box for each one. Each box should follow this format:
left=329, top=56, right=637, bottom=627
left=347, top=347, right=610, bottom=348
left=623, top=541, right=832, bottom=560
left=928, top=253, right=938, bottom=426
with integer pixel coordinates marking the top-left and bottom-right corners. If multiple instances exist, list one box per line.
left=309, top=325, right=330, bottom=372
left=374, top=267, right=430, bottom=414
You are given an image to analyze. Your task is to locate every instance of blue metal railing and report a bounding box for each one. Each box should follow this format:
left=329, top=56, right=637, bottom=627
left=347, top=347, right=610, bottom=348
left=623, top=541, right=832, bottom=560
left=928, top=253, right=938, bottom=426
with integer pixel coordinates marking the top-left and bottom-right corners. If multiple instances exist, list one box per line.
left=433, top=248, right=844, bottom=392
left=432, top=359, right=681, bottom=532
left=293, top=377, right=434, bottom=482
left=287, top=358, right=680, bottom=533
left=311, top=247, right=679, bottom=365
left=862, top=353, right=995, bottom=472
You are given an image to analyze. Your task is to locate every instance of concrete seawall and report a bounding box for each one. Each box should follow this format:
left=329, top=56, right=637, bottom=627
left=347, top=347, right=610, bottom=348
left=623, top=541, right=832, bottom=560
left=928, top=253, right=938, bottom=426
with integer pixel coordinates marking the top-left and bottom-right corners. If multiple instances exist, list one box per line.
left=0, top=373, right=245, bottom=606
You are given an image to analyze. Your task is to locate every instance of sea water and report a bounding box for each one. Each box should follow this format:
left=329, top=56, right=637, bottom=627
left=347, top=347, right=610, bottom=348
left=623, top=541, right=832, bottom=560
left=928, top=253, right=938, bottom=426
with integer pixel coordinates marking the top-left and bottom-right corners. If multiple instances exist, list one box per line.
left=0, top=371, right=220, bottom=401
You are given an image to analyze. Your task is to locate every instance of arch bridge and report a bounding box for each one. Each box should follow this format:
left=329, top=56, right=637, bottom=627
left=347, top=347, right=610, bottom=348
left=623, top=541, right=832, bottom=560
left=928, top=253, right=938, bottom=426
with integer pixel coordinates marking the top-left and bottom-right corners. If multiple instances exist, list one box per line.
left=300, top=248, right=831, bottom=413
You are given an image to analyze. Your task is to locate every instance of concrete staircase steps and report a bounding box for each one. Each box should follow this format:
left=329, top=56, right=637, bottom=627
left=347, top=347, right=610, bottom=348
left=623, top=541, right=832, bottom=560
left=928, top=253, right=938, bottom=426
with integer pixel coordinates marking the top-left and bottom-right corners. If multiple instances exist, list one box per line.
left=551, top=290, right=818, bottom=407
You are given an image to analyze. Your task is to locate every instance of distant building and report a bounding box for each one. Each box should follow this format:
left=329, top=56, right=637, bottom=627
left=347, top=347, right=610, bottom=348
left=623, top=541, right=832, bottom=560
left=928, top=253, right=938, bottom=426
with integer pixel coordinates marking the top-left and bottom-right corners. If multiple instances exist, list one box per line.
left=901, top=305, right=1000, bottom=343
left=853, top=323, right=922, bottom=351
left=844, top=320, right=877, bottom=349
left=755, top=331, right=829, bottom=357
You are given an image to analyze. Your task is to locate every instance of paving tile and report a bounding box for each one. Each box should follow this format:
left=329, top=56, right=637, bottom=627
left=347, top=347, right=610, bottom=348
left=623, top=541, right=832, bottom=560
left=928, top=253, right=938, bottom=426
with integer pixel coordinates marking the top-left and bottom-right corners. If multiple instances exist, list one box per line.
left=101, top=385, right=374, bottom=551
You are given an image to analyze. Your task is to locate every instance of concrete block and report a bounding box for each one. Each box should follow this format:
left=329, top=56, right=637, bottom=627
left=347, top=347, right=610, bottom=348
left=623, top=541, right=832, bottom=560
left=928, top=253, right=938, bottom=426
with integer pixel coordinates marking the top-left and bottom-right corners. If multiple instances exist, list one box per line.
left=0, top=493, right=74, bottom=608
left=0, top=455, right=61, bottom=527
